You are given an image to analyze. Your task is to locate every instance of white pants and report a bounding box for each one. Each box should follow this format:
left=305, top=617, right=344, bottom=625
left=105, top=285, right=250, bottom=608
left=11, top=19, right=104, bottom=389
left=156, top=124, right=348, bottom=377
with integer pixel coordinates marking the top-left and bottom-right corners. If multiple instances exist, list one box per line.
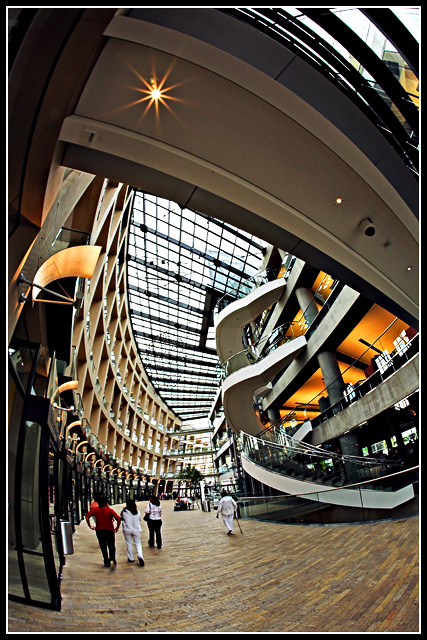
left=123, top=530, right=143, bottom=561
left=221, top=513, right=234, bottom=533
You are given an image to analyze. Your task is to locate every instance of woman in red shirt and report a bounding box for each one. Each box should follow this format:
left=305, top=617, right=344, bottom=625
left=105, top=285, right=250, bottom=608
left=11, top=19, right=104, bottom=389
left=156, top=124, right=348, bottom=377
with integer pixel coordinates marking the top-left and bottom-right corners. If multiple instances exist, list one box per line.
left=85, top=496, right=121, bottom=568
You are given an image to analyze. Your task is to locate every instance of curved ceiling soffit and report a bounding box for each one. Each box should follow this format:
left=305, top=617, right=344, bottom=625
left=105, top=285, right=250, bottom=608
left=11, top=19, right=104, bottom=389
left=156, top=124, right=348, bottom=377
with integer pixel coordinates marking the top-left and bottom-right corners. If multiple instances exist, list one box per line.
left=57, top=19, right=418, bottom=324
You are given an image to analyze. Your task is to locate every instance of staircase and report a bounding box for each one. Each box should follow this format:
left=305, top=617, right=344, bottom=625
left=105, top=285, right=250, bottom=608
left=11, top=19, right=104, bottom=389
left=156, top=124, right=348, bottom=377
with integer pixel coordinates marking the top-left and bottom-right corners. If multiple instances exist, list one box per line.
left=240, top=431, right=417, bottom=510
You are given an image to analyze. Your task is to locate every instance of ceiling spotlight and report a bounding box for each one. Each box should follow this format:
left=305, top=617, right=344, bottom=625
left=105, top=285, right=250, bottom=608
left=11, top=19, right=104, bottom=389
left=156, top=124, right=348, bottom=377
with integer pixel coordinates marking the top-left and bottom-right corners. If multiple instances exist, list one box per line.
left=150, top=86, right=162, bottom=101
left=335, top=197, right=343, bottom=205
left=137, top=72, right=181, bottom=117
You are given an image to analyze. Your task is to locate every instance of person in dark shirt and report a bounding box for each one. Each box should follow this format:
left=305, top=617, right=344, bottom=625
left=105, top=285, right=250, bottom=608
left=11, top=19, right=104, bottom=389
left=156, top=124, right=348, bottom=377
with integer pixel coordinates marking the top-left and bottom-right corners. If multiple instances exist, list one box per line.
left=145, top=495, right=163, bottom=549
left=85, top=496, right=121, bottom=568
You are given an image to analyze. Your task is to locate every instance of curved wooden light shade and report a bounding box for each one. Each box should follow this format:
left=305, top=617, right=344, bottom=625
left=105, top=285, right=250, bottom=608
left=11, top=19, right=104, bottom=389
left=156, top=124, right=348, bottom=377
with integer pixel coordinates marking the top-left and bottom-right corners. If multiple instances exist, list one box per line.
left=57, top=380, right=79, bottom=395
left=32, top=245, right=102, bottom=301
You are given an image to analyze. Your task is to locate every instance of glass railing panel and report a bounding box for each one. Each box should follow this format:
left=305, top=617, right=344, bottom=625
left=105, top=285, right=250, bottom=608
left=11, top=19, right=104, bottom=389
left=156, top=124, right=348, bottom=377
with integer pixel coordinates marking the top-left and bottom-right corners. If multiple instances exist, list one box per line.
left=330, top=7, right=419, bottom=109
left=8, top=341, right=42, bottom=396
left=263, top=325, right=418, bottom=433
left=310, top=332, right=419, bottom=428
left=241, top=432, right=412, bottom=492
left=236, top=467, right=418, bottom=525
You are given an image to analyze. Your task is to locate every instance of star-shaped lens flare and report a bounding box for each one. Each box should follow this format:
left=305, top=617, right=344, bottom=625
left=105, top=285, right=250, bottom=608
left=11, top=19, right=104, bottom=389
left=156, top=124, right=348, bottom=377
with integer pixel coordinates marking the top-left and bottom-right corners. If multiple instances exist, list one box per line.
left=139, top=74, right=179, bottom=117
left=103, top=56, right=186, bottom=127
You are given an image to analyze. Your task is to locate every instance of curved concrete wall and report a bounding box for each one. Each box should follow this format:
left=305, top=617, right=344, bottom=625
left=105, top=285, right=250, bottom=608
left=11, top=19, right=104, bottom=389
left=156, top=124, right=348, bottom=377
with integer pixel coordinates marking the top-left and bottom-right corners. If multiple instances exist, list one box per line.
left=215, top=278, right=286, bottom=366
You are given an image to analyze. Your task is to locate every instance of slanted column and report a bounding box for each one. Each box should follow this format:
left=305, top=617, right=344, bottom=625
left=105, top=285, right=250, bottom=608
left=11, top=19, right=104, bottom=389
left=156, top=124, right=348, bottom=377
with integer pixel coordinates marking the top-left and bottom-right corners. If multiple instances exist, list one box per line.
left=295, top=287, right=318, bottom=327
left=317, top=350, right=346, bottom=411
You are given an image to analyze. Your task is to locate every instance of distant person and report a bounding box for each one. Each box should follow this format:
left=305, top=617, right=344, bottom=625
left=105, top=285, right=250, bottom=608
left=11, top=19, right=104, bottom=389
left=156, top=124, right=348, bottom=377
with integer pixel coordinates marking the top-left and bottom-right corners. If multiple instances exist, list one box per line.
left=216, top=490, right=237, bottom=535
left=120, top=498, right=144, bottom=566
left=145, top=495, right=163, bottom=549
left=85, top=496, right=121, bottom=568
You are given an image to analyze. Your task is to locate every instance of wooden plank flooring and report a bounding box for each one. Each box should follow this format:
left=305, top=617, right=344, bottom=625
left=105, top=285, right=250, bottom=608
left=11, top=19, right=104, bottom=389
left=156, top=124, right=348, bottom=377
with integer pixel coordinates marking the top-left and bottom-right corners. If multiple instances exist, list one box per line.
left=8, top=500, right=419, bottom=633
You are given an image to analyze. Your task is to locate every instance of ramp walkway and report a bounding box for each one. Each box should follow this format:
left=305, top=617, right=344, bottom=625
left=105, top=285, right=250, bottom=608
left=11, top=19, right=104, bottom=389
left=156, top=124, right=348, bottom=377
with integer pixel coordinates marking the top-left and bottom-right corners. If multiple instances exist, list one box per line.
left=8, top=500, right=419, bottom=633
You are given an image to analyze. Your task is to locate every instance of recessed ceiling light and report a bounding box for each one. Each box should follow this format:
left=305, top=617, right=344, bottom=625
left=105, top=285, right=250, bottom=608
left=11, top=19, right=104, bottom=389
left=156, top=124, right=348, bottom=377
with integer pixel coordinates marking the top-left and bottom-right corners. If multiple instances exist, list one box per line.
left=406, top=266, right=412, bottom=271
left=150, top=86, right=162, bottom=101
left=335, top=197, right=343, bottom=205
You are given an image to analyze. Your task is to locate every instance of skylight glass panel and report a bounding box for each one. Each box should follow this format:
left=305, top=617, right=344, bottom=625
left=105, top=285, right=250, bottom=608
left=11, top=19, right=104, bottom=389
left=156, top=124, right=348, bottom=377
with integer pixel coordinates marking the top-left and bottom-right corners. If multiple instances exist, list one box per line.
left=127, top=190, right=266, bottom=419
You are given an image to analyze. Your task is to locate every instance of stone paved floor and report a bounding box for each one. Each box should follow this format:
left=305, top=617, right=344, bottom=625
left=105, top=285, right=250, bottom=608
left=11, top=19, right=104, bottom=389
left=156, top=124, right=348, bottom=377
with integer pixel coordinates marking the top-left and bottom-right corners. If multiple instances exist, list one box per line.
left=8, top=500, right=419, bottom=633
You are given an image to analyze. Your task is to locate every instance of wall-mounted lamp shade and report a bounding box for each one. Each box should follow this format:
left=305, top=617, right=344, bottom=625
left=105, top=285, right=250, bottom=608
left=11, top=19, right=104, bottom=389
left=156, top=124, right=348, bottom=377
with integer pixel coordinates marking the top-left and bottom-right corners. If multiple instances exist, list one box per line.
left=51, top=380, right=79, bottom=406
left=76, top=440, right=89, bottom=452
left=57, top=380, right=79, bottom=395
left=66, top=420, right=81, bottom=433
left=32, top=245, right=102, bottom=301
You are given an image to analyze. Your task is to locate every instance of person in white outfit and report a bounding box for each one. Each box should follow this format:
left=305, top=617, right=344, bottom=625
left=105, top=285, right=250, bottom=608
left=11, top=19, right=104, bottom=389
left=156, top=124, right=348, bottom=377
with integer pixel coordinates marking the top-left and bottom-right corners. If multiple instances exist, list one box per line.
left=120, top=498, right=144, bottom=566
left=216, top=490, right=238, bottom=535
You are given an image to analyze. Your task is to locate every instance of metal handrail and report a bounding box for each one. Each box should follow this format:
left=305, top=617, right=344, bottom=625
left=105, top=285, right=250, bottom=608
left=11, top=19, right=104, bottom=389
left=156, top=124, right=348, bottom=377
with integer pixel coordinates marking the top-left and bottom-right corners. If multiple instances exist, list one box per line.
left=220, top=8, right=418, bottom=175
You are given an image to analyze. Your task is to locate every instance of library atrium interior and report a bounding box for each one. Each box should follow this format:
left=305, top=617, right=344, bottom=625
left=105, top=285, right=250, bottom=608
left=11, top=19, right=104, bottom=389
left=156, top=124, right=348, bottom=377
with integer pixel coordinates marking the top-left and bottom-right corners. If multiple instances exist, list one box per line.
left=8, top=7, right=419, bottom=631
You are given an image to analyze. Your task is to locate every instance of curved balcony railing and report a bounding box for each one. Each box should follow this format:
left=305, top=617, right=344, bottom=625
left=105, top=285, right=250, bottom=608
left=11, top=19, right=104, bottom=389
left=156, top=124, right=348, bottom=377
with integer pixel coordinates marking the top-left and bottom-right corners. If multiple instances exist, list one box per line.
left=218, top=269, right=343, bottom=381
left=261, top=329, right=418, bottom=436
left=311, top=334, right=419, bottom=428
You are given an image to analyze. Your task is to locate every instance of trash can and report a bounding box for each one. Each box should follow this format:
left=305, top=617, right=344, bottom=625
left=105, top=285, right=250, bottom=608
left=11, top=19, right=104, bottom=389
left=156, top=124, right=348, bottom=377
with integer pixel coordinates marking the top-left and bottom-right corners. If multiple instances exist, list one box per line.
left=60, top=520, right=74, bottom=555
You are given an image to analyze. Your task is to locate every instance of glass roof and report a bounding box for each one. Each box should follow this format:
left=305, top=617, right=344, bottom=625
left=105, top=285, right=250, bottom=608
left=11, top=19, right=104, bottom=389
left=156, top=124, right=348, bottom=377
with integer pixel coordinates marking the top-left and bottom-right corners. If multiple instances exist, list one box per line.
left=127, top=190, right=267, bottom=421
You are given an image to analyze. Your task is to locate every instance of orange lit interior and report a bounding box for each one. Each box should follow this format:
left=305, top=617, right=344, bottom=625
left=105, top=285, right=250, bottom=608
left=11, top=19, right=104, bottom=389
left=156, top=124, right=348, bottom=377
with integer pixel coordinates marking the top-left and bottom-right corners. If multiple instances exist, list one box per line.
left=275, top=273, right=416, bottom=426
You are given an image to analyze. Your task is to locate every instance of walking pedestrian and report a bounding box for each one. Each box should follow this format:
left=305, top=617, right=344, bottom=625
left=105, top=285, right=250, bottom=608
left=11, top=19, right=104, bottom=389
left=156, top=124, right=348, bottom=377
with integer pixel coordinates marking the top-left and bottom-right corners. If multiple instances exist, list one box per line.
left=120, top=498, right=145, bottom=566
left=145, top=495, right=163, bottom=549
left=216, top=490, right=237, bottom=535
left=85, top=496, right=121, bottom=568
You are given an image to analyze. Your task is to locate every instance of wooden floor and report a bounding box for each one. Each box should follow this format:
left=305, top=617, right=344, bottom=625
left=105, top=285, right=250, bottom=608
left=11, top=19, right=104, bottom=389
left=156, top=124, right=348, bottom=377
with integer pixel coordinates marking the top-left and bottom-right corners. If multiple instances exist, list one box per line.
left=8, top=500, right=419, bottom=633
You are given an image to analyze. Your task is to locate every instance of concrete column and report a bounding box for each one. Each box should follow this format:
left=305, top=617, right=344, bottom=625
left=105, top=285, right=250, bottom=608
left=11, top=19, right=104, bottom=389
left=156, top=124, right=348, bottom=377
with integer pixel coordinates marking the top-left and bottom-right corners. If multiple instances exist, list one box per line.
left=295, top=287, right=318, bottom=327
left=339, top=433, right=359, bottom=456
left=317, top=350, right=346, bottom=409
left=318, top=396, right=330, bottom=412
